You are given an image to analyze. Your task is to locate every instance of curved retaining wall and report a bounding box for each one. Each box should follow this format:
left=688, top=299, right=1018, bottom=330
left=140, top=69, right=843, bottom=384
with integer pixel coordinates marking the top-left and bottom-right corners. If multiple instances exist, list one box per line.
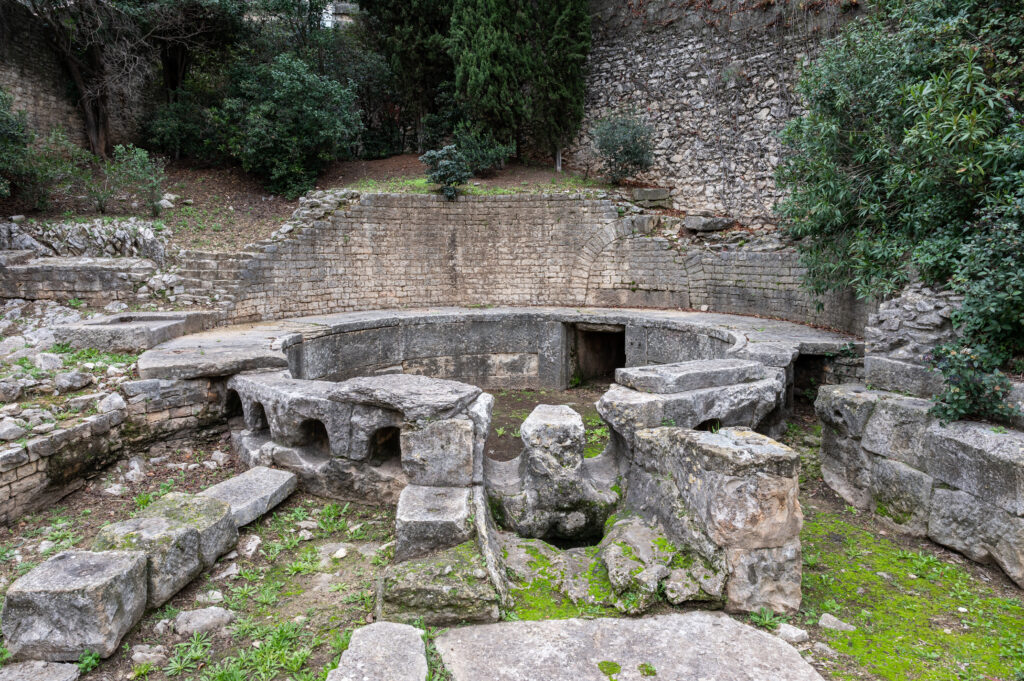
left=202, top=193, right=871, bottom=335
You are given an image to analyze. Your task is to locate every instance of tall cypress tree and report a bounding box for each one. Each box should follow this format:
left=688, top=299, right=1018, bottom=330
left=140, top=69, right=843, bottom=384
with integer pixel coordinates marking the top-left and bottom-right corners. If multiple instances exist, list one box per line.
left=449, top=0, right=529, bottom=145
left=361, top=0, right=454, bottom=134
left=527, top=0, right=591, bottom=171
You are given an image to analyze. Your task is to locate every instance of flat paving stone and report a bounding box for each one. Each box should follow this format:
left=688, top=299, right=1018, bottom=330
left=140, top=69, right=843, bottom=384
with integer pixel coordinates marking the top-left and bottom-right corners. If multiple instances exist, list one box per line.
left=199, top=466, right=297, bottom=527
left=0, top=661, right=80, bottom=681
left=326, top=622, right=427, bottom=681
left=435, top=611, right=824, bottom=681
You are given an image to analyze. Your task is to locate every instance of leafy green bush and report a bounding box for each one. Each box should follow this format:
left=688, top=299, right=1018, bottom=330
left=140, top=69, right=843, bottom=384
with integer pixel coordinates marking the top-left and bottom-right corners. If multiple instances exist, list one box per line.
left=420, top=145, right=471, bottom=201
left=592, top=113, right=654, bottom=184
left=776, top=0, right=1024, bottom=421
left=930, top=344, right=1018, bottom=424
left=214, top=54, right=362, bottom=198
left=109, top=145, right=168, bottom=217
left=145, top=94, right=219, bottom=162
left=452, top=122, right=512, bottom=177
left=0, top=88, right=32, bottom=200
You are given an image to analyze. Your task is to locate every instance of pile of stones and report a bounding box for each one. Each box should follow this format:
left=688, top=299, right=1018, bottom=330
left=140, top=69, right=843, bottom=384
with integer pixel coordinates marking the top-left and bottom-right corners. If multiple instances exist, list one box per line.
left=0, top=218, right=168, bottom=265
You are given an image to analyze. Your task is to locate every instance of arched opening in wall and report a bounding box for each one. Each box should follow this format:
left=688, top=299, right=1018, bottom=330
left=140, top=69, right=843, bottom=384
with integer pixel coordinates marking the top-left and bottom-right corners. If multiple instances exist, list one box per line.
left=793, top=354, right=828, bottom=406
left=571, top=323, right=626, bottom=386
left=224, top=390, right=243, bottom=427
left=367, top=427, right=401, bottom=467
left=695, top=418, right=722, bottom=433
left=297, top=419, right=331, bottom=456
left=248, top=401, right=269, bottom=431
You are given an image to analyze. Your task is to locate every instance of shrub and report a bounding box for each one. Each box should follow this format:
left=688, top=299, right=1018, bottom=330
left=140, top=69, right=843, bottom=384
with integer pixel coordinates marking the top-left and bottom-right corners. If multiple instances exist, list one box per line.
left=592, top=113, right=654, bottom=184
left=214, top=54, right=362, bottom=198
left=109, top=145, right=168, bottom=217
left=145, top=94, right=219, bottom=162
left=420, top=145, right=471, bottom=201
left=0, top=88, right=32, bottom=200
left=776, top=0, right=1024, bottom=421
left=452, top=122, right=512, bottom=177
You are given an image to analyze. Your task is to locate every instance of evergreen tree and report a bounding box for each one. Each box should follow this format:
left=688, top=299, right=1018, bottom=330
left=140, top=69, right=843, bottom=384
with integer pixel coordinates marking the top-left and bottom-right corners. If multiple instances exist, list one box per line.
left=361, top=0, right=454, bottom=143
left=449, top=0, right=530, bottom=145
left=526, top=0, right=590, bottom=171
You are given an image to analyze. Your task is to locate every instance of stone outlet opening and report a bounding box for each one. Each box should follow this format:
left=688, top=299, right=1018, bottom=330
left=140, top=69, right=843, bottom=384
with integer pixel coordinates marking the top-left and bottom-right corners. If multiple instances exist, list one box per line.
left=297, top=419, right=331, bottom=455
left=224, top=390, right=243, bottom=423
left=572, top=324, right=626, bottom=384
left=367, top=426, right=402, bottom=467
left=793, top=354, right=828, bottom=404
left=695, top=418, right=722, bottom=432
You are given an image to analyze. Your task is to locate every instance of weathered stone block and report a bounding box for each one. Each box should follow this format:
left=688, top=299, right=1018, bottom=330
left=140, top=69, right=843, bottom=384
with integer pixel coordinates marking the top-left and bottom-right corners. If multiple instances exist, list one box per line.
left=0, top=660, right=81, bottom=681
left=864, top=356, right=944, bottom=398
left=1, top=551, right=147, bottom=661
left=139, top=492, right=238, bottom=568
left=860, top=395, right=932, bottom=470
left=395, top=485, right=474, bottom=562
left=199, top=466, right=297, bottom=527
left=400, top=418, right=474, bottom=487
left=870, top=458, right=932, bottom=536
left=820, top=427, right=873, bottom=509
left=815, top=384, right=881, bottom=439
left=923, top=422, right=1024, bottom=517
left=927, top=488, right=1024, bottom=588
left=93, top=516, right=202, bottom=608
left=327, top=622, right=427, bottom=681
left=615, top=359, right=764, bottom=394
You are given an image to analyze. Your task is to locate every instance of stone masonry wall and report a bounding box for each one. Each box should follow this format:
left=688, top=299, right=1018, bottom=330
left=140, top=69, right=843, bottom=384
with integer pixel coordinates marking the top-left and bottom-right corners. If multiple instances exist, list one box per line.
left=215, top=192, right=872, bottom=334
left=568, top=0, right=858, bottom=226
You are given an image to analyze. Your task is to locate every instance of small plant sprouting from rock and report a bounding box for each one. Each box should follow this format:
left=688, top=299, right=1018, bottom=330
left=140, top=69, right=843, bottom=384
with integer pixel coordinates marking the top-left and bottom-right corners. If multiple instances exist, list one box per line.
left=77, top=649, right=101, bottom=673
left=638, top=662, right=658, bottom=677
left=597, top=660, right=622, bottom=679
left=748, top=606, right=787, bottom=631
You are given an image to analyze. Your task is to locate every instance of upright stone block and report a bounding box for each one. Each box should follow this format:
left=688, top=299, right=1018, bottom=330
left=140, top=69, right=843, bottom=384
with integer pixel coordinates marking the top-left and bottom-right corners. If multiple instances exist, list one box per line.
left=394, top=485, right=473, bottom=562
left=93, top=516, right=202, bottom=608
left=199, top=466, right=297, bottom=527
left=1, top=551, right=147, bottom=661
left=400, top=418, right=475, bottom=487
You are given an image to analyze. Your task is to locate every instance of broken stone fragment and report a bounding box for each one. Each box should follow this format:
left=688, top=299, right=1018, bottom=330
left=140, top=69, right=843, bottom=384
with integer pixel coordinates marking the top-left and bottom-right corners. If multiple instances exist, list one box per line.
left=394, top=485, right=474, bottom=562
left=1, top=550, right=147, bottom=661
left=327, top=622, right=428, bottom=681
left=174, top=607, right=235, bottom=636
left=93, top=516, right=203, bottom=608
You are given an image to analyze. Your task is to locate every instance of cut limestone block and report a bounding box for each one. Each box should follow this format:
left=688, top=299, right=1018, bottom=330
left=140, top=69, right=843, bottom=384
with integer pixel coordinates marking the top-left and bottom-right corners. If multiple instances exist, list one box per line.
left=0, top=661, right=81, bottom=681
left=139, top=492, right=238, bottom=568
left=199, top=466, right=297, bottom=527
left=326, top=622, right=428, bottom=681
left=93, top=516, right=202, bottom=608
left=615, top=359, right=765, bottom=394
left=400, top=417, right=475, bottom=487
left=1, top=551, right=147, bottom=661
left=394, top=485, right=473, bottom=562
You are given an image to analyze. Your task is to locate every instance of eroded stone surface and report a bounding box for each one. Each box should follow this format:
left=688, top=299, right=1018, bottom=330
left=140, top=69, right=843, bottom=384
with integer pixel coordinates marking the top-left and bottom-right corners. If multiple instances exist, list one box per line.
left=327, top=622, right=427, bottom=681
left=200, top=466, right=297, bottom=527
left=615, top=359, right=765, bottom=394
left=93, top=516, right=202, bottom=608
left=1, top=551, right=147, bottom=661
left=400, top=417, right=475, bottom=487
left=0, top=661, right=81, bottom=681
left=139, top=492, right=238, bottom=568
left=435, top=611, right=824, bottom=681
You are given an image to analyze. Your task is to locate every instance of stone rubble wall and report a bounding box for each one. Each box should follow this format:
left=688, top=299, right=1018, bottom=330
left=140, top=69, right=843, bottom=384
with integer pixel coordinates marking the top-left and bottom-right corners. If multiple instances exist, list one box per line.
left=816, top=384, right=1024, bottom=588
left=0, top=220, right=169, bottom=265
left=0, top=376, right=225, bottom=525
left=184, top=192, right=873, bottom=335
left=0, top=256, right=156, bottom=307
left=565, top=0, right=857, bottom=225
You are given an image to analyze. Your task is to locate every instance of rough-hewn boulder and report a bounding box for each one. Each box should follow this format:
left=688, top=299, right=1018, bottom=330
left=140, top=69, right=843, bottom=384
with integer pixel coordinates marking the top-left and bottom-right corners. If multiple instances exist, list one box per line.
left=139, top=492, right=238, bottom=568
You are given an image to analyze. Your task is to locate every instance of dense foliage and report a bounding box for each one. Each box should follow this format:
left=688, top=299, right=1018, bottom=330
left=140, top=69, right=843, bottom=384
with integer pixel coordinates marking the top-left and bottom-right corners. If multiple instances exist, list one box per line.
left=593, top=113, right=655, bottom=184
left=777, top=0, right=1024, bottom=421
left=420, top=146, right=471, bottom=200
left=215, top=55, right=361, bottom=197
left=0, top=90, right=33, bottom=200
left=451, top=123, right=513, bottom=177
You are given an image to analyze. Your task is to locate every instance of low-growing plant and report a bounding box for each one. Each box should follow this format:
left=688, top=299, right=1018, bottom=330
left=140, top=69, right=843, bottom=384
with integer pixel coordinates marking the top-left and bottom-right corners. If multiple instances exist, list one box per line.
left=420, top=146, right=471, bottom=201
left=78, top=649, right=101, bottom=673
left=452, top=122, right=513, bottom=177
left=749, top=606, right=787, bottom=631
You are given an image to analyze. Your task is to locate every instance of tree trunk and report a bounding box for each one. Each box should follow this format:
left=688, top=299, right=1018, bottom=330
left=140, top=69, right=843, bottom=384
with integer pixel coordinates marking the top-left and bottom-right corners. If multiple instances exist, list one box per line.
left=555, top=148, right=563, bottom=173
left=63, top=56, right=110, bottom=157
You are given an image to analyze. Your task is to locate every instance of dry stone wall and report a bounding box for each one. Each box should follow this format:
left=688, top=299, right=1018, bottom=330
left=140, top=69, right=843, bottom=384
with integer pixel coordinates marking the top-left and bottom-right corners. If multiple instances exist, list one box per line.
left=567, top=0, right=857, bottom=225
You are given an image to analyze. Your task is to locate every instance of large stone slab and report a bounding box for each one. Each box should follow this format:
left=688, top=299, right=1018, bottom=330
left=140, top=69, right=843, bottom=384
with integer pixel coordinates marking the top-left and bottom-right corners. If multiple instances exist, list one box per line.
left=331, top=374, right=482, bottom=421
left=93, top=516, right=203, bottom=608
left=1, top=551, right=147, bottom=661
left=199, top=466, right=297, bottom=527
left=615, top=359, right=765, bottom=394
left=139, top=492, right=238, bottom=568
left=327, top=622, right=427, bottom=681
left=435, top=611, right=824, bottom=681
left=394, top=485, right=473, bottom=562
